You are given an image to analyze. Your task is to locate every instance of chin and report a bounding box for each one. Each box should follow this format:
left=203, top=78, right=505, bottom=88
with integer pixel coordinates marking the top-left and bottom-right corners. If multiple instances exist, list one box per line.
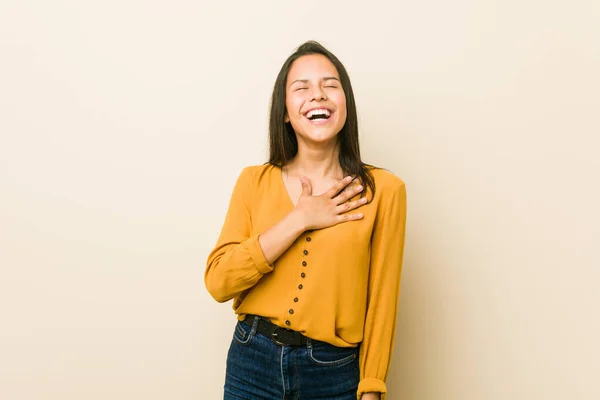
left=302, top=130, right=340, bottom=144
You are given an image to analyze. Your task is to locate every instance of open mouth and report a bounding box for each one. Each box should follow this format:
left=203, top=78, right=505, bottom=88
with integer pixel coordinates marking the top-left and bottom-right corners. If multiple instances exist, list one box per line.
left=303, top=108, right=333, bottom=123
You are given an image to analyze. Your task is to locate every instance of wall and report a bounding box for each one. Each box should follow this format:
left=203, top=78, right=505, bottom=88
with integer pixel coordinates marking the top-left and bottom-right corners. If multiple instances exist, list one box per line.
left=1, top=1, right=598, bottom=399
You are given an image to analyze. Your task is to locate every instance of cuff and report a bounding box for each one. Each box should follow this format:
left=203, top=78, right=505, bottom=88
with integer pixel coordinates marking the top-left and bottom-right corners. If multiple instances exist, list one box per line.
left=246, top=234, right=274, bottom=275
left=357, top=378, right=387, bottom=400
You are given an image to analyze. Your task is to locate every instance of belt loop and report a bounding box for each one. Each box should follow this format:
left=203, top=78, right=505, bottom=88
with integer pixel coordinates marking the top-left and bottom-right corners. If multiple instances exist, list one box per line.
left=250, top=315, right=259, bottom=335
left=306, top=338, right=312, bottom=349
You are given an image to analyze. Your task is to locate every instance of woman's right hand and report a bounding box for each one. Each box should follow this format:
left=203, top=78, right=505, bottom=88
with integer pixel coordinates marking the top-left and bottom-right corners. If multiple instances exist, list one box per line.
left=294, top=175, right=367, bottom=231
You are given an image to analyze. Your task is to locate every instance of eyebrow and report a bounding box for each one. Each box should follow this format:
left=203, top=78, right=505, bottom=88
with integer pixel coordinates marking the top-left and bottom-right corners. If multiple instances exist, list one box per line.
left=289, top=77, right=341, bottom=86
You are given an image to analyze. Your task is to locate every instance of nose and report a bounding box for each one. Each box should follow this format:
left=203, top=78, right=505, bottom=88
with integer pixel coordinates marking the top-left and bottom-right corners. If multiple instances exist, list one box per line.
left=310, top=85, right=327, bottom=101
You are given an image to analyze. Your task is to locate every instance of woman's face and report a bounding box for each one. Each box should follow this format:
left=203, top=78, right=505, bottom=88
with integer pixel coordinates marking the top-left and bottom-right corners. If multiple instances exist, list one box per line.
left=285, top=54, right=347, bottom=146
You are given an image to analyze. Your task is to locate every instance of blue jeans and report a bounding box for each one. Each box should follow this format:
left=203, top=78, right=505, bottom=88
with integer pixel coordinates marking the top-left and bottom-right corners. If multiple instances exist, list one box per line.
left=224, top=318, right=360, bottom=400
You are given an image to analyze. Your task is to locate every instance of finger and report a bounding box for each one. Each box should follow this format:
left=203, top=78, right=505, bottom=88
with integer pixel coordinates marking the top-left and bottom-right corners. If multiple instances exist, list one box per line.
left=336, top=196, right=368, bottom=213
left=336, top=212, right=364, bottom=224
left=299, top=176, right=312, bottom=196
left=334, top=182, right=364, bottom=204
left=338, top=178, right=359, bottom=197
left=326, top=176, right=354, bottom=198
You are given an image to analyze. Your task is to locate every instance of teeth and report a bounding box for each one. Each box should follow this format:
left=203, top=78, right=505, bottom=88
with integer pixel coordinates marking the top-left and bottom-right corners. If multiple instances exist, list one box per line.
left=306, top=108, right=331, bottom=118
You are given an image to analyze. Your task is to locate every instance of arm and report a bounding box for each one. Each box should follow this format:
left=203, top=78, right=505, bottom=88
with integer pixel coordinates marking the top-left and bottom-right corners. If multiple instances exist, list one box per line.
left=357, top=181, right=407, bottom=400
left=205, top=211, right=305, bottom=303
left=204, top=167, right=273, bottom=302
left=205, top=170, right=366, bottom=303
left=259, top=175, right=365, bottom=263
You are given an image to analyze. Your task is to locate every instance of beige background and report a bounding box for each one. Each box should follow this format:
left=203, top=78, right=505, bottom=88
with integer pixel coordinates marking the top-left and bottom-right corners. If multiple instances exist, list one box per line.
left=1, top=1, right=599, bottom=399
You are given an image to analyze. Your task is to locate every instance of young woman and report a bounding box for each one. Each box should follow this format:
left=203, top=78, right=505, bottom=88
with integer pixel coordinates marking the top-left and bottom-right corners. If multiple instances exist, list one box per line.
left=205, top=41, right=407, bottom=400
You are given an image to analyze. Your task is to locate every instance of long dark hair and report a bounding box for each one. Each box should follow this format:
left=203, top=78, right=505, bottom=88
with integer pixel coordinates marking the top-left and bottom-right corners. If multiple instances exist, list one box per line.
left=267, top=40, right=376, bottom=199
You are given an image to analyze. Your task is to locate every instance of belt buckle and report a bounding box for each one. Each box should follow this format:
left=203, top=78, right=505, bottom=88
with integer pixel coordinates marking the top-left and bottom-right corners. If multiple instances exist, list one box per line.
left=270, top=326, right=291, bottom=346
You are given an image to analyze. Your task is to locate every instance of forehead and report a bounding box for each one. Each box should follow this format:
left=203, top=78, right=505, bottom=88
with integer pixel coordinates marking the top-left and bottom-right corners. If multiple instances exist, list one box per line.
left=287, top=54, right=340, bottom=83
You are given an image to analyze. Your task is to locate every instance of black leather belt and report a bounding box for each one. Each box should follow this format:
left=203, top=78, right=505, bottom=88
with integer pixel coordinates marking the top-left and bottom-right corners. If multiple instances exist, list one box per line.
left=244, top=314, right=309, bottom=347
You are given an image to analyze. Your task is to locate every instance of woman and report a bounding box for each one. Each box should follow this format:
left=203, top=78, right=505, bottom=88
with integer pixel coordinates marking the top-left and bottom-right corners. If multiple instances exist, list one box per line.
left=205, top=40, right=407, bottom=400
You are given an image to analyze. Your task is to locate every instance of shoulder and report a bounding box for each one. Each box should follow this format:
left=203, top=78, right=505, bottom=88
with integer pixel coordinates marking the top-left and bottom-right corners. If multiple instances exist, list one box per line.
left=237, top=163, right=279, bottom=185
left=367, top=167, right=407, bottom=220
left=368, top=166, right=406, bottom=196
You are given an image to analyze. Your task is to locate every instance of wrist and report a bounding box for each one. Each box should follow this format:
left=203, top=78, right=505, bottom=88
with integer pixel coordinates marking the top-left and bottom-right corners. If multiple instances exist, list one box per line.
left=360, top=393, right=381, bottom=400
left=287, top=209, right=309, bottom=234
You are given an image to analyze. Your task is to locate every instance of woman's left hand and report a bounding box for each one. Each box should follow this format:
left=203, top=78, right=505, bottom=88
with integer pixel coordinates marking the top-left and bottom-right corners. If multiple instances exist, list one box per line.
left=361, top=393, right=381, bottom=400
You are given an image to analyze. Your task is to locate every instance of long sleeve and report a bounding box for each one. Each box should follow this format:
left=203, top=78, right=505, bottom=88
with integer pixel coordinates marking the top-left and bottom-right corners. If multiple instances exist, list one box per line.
left=357, top=181, right=407, bottom=399
left=204, top=167, right=274, bottom=303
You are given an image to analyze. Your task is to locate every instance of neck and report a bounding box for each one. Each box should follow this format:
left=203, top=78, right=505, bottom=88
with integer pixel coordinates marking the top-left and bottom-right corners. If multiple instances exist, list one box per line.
left=285, top=139, right=342, bottom=180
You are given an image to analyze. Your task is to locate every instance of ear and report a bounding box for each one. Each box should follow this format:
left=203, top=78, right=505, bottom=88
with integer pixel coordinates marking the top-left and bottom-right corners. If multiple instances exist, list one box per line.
left=284, top=113, right=290, bottom=123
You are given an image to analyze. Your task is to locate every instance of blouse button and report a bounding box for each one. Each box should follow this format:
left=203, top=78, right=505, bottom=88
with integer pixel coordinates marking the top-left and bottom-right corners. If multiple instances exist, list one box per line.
left=302, top=261, right=307, bottom=267
left=298, top=284, right=303, bottom=290
left=301, top=273, right=306, bottom=278
left=306, top=237, right=311, bottom=242
left=285, top=320, right=291, bottom=326
left=303, top=250, right=309, bottom=255
left=289, top=309, right=294, bottom=314
left=294, top=297, right=299, bottom=302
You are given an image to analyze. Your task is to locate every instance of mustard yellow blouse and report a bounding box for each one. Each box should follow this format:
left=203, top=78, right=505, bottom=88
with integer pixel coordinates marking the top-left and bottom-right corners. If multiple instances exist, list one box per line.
left=205, top=163, right=407, bottom=398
